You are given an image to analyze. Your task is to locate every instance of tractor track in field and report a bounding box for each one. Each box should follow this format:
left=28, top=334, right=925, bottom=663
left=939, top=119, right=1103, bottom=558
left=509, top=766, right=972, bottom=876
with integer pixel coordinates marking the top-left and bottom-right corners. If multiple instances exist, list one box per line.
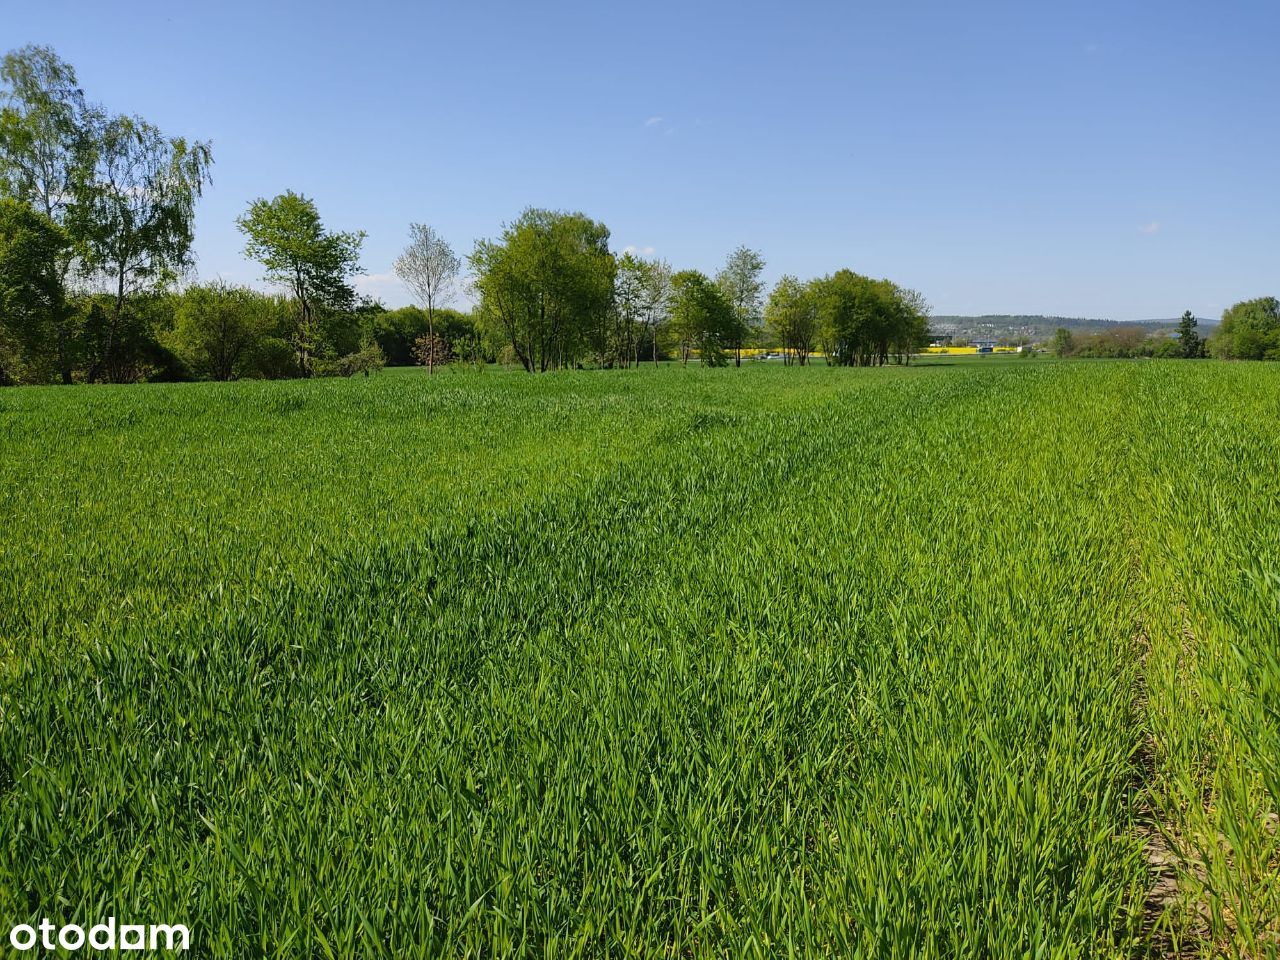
left=1132, top=629, right=1209, bottom=958
left=1128, top=576, right=1213, bottom=957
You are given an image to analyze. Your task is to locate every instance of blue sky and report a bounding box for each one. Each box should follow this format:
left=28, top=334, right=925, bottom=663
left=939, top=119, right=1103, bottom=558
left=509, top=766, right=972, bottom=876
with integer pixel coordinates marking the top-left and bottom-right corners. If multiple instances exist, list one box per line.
left=7, top=0, right=1277, bottom=319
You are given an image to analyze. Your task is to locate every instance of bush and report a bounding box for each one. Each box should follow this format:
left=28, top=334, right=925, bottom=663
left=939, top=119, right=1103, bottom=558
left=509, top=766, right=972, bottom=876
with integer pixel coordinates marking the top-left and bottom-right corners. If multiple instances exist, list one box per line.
left=245, top=337, right=299, bottom=379
left=319, top=342, right=385, bottom=377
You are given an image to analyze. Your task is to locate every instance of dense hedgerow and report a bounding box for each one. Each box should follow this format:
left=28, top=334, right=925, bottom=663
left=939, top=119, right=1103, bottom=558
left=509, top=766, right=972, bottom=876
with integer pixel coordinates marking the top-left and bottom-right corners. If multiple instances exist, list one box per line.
left=1, top=361, right=1276, bottom=957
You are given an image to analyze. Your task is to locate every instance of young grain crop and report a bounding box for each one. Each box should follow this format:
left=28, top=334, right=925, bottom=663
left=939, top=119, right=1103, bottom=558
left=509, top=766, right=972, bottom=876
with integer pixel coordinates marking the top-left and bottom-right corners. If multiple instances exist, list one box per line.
left=0, top=362, right=1275, bottom=957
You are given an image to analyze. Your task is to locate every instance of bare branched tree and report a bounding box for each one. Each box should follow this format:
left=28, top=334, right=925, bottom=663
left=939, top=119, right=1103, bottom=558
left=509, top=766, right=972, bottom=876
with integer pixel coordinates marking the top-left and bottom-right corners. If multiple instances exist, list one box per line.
left=394, top=223, right=459, bottom=374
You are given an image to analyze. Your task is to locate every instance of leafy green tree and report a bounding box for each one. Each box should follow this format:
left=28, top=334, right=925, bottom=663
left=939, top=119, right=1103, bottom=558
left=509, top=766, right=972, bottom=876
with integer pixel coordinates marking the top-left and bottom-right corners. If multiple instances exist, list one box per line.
left=471, top=208, right=615, bottom=372
left=0, top=197, right=69, bottom=383
left=716, top=245, right=765, bottom=367
left=1051, top=327, right=1074, bottom=357
left=168, top=283, right=279, bottom=381
left=237, top=191, right=364, bottom=376
left=1209, top=297, right=1280, bottom=360
left=0, top=46, right=93, bottom=221
left=670, top=269, right=735, bottom=366
left=3, top=45, right=212, bottom=384
left=316, top=296, right=379, bottom=363
left=813, top=271, right=863, bottom=365
left=765, top=275, right=817, bottom=365
left=809, top=271, right=929, bottom=367
left=812, top=271, right=874, bottom=366
left=0, top=45, right=96, bottom=382
left=77, top=114, right=211, bottom=382
left=1176, top=310, right=1204, bottom=358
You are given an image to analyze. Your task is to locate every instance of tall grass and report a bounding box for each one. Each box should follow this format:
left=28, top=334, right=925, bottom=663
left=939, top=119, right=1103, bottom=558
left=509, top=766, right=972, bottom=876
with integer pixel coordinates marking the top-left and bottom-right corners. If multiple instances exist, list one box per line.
left=0, top=361, right=1275, bottom=957
left=1131, top=363, right=1280, bottom=957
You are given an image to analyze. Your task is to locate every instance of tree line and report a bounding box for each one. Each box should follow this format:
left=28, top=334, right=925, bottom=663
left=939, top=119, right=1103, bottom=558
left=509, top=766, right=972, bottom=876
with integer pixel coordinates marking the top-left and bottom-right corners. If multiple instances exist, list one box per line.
left=466, top=210, right=930, bottom=372
left=0, top=46, right=931, bottom=385
left=9, top=45, right=1272, bottom=386
left=1051, top=304, right=1280, bottom=361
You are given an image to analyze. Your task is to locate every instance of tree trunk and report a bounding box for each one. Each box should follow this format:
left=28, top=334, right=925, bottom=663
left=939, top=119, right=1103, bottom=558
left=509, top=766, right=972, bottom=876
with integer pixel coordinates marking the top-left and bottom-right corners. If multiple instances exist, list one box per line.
left=295, top=267, right=312, bottom=377
left=427, top=302, right=435, bottom=376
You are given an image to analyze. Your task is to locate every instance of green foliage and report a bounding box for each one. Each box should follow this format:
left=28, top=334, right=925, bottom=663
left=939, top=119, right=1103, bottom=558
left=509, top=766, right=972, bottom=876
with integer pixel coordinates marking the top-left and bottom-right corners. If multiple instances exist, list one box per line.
left=70, top=291, right=185, bottom=383
left=2, top=44, right=211, bottom=384
left=6, top=363, right=1274, bottom=955
left=248, top=336, right=301, bottom=380
left=812, top=269, right=928, bottom=366
left=237, top=191, right=365, bottom=376
left=315, top=341, right=385, bottom=378
left=370, top=305, right=479, bottom=366
left=470, top=208, right=615, bottom=372
left=1209, top=296, right=1280, bottom=360
left=0, top=197, right=68, bottom=383
left=168, top=283, right=288, bottom=381
left=610, top=253, right=672, bottom=366
left=669, top=269, right=736, bottom=365
left=0, top=45, right=94, bottom=227
left=765, top=274, right=817, bottom=365
left=1176, top=310, right=1204, bottom=359
left=715, top=245, right=765, bottom=365
left=1, top=46, right=95, bottom=383
left=1049, top=325, right=1193, bottom=360
left=1129, top=367, right=1280, bottom=954
left=74, top=113, right=212, bottom=382
left=608, top=251, right=648, bottom=367
left=1068, top=327, right=1171, bottom=358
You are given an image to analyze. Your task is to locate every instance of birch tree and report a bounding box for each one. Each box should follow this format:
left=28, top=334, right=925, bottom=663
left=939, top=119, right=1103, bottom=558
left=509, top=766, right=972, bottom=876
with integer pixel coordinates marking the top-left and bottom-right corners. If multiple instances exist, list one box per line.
left=716, top=245, right=765, bottom=367
left=78, top=114, right=211, bottom=381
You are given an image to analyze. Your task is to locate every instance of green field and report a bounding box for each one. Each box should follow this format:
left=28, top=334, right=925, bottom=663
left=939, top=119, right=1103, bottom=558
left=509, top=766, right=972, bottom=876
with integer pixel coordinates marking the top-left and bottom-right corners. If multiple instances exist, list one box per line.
left=1, top=362, right=1277, bottom=957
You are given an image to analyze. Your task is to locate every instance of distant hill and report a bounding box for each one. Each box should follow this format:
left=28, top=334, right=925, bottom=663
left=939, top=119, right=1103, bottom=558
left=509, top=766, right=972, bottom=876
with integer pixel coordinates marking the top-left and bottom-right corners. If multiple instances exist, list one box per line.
left=929, top=314, right=1216, bottom=342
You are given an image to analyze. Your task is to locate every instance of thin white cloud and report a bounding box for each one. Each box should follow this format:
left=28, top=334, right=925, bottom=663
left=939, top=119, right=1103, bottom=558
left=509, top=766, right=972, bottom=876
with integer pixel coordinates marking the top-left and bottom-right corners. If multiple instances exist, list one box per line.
left=1137, top=221, right=1161, bottom=235
left=644, top=116, right=663, bottom=127
left=621, top=245, right=656, bottom=256
left=354, top=272, right=409, bottom=302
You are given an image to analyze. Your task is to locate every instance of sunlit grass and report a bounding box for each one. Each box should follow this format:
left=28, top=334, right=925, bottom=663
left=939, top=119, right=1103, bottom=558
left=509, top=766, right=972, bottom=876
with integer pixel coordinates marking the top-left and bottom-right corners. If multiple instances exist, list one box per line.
left=0, top=361, right=1275, bottom=957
